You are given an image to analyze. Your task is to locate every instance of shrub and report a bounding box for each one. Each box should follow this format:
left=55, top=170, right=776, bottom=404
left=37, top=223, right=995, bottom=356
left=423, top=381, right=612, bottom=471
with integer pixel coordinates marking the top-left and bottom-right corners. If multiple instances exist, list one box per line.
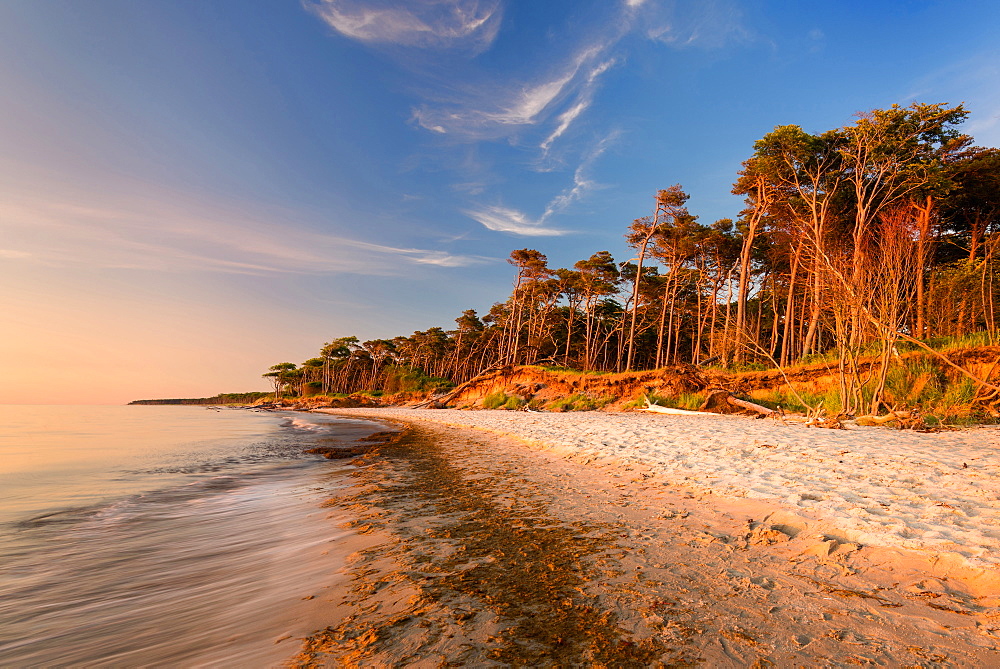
left=482, top=392, right=509, bottom=409
left=884, top=359, right=945, bottom=406
left=503, top=396, right=525, bottom=410
left=547, top=393, right=615, bottom=412
left=747, top=387, right=841, bottom=414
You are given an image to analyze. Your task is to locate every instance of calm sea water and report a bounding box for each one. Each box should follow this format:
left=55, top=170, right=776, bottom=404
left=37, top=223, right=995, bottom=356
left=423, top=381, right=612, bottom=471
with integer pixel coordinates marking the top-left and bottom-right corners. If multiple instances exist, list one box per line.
left=0, top=405, right=383, bottom=667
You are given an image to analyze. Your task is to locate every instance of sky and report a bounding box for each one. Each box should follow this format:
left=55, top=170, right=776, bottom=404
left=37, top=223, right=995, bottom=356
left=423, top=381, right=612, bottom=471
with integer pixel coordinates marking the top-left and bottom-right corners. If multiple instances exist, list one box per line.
left=1, top=0, right=999, bottom=404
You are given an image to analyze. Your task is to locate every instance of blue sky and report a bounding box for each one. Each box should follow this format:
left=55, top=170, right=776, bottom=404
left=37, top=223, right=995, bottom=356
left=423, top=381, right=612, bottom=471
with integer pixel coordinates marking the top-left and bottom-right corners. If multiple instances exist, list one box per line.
left=1, top=0, right=999, bottom=403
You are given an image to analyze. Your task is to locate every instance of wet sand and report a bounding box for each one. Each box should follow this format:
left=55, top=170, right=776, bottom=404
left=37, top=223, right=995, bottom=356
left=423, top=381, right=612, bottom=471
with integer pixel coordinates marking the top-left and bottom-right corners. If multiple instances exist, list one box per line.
left=291, top=411, right=1000, bottom=666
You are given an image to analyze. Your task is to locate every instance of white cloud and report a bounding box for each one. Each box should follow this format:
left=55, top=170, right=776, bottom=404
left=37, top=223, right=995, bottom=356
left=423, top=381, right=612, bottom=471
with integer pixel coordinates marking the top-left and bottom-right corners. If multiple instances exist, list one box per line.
left=413, top=68, right=574, bottom=136
left=307, top=0, right=502, bottom=52
left=465, top=205, right=568, bottom=236
left=465, top=131, right=617, bottom=238
left=412, top=43, right=609, bottom=138
left=540, top=58, right=617, bottom=153
left=0, top=195, right=485, bottom=275
left=541, top=101, right=590, bottom=152
left=542, top=131, right=618, bottom=220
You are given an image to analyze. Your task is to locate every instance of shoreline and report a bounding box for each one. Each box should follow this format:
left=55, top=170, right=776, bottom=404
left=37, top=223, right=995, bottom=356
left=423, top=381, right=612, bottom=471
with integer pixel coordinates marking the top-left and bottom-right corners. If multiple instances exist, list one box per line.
left=293, top=409, right=1000, bottom=665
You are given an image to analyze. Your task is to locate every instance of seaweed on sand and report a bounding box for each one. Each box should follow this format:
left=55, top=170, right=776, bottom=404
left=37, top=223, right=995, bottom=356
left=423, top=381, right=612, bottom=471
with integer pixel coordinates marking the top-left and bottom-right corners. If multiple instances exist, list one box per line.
left=294, top=425, right=698, bottom=667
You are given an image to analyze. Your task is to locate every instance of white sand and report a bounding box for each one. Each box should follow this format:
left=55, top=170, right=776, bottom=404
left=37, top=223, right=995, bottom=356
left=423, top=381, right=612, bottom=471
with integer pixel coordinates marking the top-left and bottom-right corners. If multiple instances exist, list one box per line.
left=327, top=408, right=1000, bottom=567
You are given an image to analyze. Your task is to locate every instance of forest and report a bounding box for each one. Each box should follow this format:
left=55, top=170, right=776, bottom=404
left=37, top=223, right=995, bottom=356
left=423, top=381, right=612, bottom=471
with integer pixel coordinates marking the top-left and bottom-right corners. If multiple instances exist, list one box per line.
left=264, top=102, right=1000, bottom=417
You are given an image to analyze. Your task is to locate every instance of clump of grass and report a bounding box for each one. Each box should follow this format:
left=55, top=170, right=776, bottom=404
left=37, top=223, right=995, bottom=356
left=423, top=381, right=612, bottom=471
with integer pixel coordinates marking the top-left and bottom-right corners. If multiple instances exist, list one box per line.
left=503, top=396, right=525, bottom=410
left=547, top=393, right=614, bottom=412
left=907, top=330, right=996, bottom=353
left=749, top=388, right=841, bottom=414
left=481, top=394, right=528, bottom=410
left=622, top=392, right=705, bottom=411
left=725, top=361, right=771, bottom=373
left=942, top=377, right=977, bottom=405
left=674, top=392, right=705, bottom=410
left=878, top=358, right=990, bottom=424
left=524, top=365, right=616, bottom=377
left=884, top=359, right=945, bottom=406
left=796, top=351, right=841, bottom=366
left=547, top=395, right=583, bottom=412
left=482, top=391, right=510, bottom=409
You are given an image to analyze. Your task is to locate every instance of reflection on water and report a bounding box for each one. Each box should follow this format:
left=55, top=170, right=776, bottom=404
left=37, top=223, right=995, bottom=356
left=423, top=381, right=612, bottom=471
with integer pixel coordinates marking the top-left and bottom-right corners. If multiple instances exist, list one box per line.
left=0, top=406, right=381, bottom=666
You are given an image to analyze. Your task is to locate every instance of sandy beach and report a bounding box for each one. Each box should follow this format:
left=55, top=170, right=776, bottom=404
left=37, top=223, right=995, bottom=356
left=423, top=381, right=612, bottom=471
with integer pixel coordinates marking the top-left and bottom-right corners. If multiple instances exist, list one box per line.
left=291, top=408, right=1000, bottom=666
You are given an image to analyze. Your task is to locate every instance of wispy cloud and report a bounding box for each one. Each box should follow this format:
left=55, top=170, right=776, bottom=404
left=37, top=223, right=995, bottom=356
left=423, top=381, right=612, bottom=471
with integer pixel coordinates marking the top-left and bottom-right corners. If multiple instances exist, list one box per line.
left=0, top=196, right=486, bottom=275
left=451, top=180, right=487, bottom=196
left=645, top=0, right=752, bottom=50
left=465, top=205, right=568, bottom=236
left=540, top=58, right=617, bottom=154
left=542, top=131, right=618, bottom=220
left=306, top=0, right=502, bottom=52
left=465, top=131, right=617, bottom=237
left=412, top=42, right=608, bottom=139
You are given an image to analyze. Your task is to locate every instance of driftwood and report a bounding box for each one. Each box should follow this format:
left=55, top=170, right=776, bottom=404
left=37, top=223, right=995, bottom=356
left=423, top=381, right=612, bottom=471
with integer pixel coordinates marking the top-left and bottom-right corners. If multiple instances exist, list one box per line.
left=638, top=398, right=712, bottom=416
left=699, top=389, right=775, bottom=417
left=853, top=410, right=926, bottom=430
left=855, top=411, right=912, bottom=426
left=639, top=392, right=775, bottom=418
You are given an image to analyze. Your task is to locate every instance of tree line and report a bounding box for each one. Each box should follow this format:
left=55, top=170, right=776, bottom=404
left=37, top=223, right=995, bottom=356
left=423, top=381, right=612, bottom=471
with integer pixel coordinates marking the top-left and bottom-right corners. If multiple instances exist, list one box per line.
left=266, top=102, right=1000, bottom=414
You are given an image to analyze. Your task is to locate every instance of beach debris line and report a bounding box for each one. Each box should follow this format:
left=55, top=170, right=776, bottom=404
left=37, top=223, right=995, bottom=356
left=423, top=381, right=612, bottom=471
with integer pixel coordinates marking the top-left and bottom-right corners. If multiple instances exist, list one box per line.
left=304, top=429, right=405, bottom=459
left=296, top=423, right=684, bottom=666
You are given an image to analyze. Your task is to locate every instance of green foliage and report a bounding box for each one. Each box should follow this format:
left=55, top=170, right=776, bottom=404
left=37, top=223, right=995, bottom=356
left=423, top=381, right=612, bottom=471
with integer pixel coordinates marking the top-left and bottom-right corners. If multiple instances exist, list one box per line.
left=532, top=366, right=614, bottom=377
left=880, top=358, right=988, bottom=424
left=478, top=392, right=527, bottom=410
left=214, top=392, right=271, bottom=405
left=725, top=361, right=771, bottom=373
left=794, top=349, right=844, bottom=366
left=942, top=377, right=977, bottom=406
left=129, top=392, right=272, bottom=406
left=627, top=392, right=706, bottom=411
left=503, top=396, right=525, bottom=410
left=548, top=393, right=615, bottom=412
left=916, top=330, right=996, bottom=352
left=382, top=365, right=455, bottom=393
left=482, top=392, right=510, bottom=409
left=885, top=359, right=945, bottom=406
left=749, top=388, right=842, bottom=414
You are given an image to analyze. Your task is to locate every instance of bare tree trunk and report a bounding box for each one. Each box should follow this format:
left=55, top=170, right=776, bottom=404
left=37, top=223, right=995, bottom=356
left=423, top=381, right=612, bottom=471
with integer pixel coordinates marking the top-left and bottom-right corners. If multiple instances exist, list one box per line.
left=780, top=245, right=801, bottom=367
left=913, top=195, right=934, bottom=338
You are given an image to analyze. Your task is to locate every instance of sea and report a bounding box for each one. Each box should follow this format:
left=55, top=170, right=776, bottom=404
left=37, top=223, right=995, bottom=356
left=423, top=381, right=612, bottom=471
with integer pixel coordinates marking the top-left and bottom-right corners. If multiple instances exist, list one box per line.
left=0, top=404, right=384, bottom=667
